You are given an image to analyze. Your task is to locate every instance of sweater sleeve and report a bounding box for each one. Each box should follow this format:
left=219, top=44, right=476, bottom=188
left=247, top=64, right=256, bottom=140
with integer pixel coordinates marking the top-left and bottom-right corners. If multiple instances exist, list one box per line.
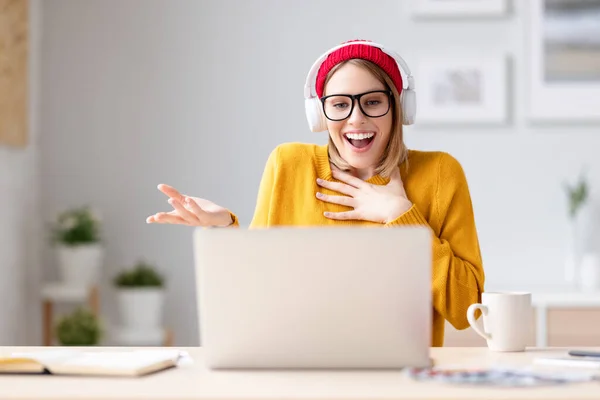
left=384, top=154, right=485, bottom=330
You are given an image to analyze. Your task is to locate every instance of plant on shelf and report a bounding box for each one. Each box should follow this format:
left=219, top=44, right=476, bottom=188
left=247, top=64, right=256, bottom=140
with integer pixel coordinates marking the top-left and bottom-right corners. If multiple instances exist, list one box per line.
left=563, top=169, right=590, bottom=286
left=49, top=205, right=105, bottom=286
left=50, top=205, right=102, bottom=246
left=113, top=260, right=165, bottom=288
left=113, top=260, right=166, bottom=333
left=564, top=171, right=589, bottom=220
left=55, top=307, right=102, bottom=346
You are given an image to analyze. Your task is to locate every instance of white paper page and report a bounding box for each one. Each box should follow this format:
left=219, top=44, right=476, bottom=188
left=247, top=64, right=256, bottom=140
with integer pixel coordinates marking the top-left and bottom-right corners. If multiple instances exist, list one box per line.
left=9, top=349, right=80, bottom=364
left=8, top=349, right=192, bottom=369
left=59, top=350, right=181, bottom=370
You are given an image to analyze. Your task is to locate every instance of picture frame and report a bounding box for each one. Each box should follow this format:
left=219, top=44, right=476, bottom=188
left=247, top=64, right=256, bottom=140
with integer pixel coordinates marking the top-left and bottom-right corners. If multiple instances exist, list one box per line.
left=0, top=0, right=28, bottom=148
left=413, top=55, right=509, bottom=125
left=411, top=0, right=509, bottom=18
left=527, top=0, right=600, bottom=122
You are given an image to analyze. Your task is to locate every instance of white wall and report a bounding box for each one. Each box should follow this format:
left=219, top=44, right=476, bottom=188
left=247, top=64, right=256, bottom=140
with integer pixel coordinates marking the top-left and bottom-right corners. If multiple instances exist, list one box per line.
left=0, top=0, right=41, bottom=345
left=38, top=0, right=600, bottom=345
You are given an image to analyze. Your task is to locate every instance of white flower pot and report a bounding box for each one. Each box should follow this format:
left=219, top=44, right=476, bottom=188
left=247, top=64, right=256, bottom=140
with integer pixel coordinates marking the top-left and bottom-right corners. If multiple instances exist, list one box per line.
left=564, top=204, right=593, bottom=288
left=116, top=288, right=165, bottom=329
left=56, top=243, right=103, bottom=286
left=580, top=253, right=600, bottom=292
left=564, top=218, right=578, bottom=285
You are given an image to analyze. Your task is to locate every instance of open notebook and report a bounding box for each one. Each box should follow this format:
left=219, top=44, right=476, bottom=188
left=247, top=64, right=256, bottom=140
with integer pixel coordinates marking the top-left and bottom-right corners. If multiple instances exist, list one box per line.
left=0, top=349, right=189, bottom=377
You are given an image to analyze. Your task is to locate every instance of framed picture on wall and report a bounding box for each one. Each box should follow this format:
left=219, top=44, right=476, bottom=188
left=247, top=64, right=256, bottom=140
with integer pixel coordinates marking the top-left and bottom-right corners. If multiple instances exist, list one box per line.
left=527, top=0, right=600, bottom=122
left=0, top=0, right=28, bottom=147
left=411, top=0, right=509, bottom=18
left=413, top=55, right=509, bottom=125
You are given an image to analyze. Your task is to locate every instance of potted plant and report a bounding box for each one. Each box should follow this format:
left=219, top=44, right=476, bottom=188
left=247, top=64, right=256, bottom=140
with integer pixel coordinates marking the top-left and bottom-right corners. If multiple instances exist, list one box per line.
left=50, top=205, right=104, bottom=286
left=55, top=307, right=102, bottom=346
left=565, top=174, right=588, bottom=220
left=563, top=171, right=589, bottom=286
left=113, top=260, right=165, bottom=330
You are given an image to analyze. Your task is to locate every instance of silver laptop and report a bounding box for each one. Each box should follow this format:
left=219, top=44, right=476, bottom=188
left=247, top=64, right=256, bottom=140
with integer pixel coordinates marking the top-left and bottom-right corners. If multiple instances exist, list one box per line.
left=193, top=226, right=432, bottom=370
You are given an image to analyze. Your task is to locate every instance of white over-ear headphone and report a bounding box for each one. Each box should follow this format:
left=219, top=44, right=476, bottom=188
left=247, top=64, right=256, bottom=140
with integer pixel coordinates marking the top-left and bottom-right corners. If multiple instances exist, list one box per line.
left=303, top=41, right=416, bottom=133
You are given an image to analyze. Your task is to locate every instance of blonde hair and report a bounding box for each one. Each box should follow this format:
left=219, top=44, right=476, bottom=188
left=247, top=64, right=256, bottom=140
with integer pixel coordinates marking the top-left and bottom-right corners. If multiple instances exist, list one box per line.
left=323, top=59, right=408, bottom=178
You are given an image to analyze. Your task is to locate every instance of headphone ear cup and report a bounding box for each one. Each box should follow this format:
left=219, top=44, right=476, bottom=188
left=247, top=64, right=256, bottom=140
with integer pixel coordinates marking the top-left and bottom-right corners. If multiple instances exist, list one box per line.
left=305, top=98, right=328, bottom=132
left=400, top=88, right=416, bottom=125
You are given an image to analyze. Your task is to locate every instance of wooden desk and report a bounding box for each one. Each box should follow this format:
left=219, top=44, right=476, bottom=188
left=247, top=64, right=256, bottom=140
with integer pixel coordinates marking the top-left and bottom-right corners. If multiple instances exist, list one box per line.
left=1, top=346, right=600, bottom=399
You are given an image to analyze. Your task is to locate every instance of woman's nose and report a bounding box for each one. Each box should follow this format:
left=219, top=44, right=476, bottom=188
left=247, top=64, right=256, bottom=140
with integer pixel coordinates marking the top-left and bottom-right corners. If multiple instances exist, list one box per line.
left=347, top=100, right=367, bottom=125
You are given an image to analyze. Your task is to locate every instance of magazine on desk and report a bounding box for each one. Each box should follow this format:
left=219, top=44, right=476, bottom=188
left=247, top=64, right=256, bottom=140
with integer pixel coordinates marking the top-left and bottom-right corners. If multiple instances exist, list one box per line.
left=0, top=349, right=191, bottom=377
left=406, top=361, right=600, bottom=388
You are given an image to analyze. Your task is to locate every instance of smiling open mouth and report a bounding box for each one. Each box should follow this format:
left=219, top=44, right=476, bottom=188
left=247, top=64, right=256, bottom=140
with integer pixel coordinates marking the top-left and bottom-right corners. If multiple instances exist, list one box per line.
left=344, top=132, right=375, bottom=149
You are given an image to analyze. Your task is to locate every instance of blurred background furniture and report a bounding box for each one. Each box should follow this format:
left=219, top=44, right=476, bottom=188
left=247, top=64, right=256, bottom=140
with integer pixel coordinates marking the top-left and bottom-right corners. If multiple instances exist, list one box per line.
left=41, top=283, right=99, bottom=346
left=444, top=289, right=600, bottom=347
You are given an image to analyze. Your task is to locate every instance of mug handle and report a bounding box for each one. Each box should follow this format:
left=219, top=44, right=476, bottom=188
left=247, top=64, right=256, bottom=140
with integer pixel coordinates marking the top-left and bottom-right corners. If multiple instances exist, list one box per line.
left=467, top=303, right=491, bottom=341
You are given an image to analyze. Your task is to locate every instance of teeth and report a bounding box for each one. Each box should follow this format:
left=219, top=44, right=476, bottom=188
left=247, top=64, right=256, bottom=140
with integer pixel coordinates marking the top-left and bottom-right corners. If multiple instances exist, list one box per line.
left=345, top=132, right=374, bottom=140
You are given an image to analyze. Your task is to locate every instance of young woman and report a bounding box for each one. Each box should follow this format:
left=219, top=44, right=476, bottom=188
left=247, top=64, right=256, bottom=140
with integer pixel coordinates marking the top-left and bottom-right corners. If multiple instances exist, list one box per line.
left=146, top=40, right=485, bottom=347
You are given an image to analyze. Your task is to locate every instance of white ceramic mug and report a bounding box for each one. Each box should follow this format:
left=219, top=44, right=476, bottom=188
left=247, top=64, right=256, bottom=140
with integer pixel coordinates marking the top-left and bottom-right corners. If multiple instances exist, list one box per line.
left=467, top=292, right=532, bottom=352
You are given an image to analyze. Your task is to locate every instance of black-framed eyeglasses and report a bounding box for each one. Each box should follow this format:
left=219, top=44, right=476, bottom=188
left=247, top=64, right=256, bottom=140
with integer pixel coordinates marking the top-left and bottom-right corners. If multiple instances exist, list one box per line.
left=320, top=90, right=393, bottom=121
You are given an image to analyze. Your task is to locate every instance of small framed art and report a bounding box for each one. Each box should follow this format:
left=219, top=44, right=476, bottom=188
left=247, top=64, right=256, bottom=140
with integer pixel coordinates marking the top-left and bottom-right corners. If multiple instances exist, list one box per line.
left=527, top=0, right=600, bottom=122
left=0, top=0, right=28, bottom=147
left=414, top=55, right=509, bottom=125
left=411, top=0, right=509, bottom=18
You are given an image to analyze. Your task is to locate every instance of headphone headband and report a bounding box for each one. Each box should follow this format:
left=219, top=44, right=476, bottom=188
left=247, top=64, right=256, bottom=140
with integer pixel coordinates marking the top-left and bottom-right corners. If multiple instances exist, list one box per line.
left=303, top=41, right=414, bottom=99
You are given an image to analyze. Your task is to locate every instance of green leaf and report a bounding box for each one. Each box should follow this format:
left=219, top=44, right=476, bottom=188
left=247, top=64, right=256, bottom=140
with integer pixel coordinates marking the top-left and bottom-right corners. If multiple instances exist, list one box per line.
left=113, top=260, right=165, bottom=288
left=50, top=205, right=102, bottom=245
left=55, top=307, right=102, bottom=346
left=564, top=172, right=589, bottom=218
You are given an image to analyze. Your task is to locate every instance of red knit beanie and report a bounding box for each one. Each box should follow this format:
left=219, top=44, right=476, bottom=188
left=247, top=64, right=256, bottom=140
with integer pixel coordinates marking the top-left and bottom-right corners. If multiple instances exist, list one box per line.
left=315, top=40, right=404, bottom=98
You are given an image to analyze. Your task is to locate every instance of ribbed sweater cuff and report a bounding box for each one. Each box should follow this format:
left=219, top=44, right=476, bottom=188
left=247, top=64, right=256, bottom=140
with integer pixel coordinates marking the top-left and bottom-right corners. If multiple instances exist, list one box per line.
left=228, top=212, right=240, bottom=227
left=384, top=204, right=430, bottom=227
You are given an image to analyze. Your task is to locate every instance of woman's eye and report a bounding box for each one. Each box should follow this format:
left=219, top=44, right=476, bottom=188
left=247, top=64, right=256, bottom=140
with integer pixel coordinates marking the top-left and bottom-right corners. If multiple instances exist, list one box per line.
left=333, top=103, right=349, bottom=109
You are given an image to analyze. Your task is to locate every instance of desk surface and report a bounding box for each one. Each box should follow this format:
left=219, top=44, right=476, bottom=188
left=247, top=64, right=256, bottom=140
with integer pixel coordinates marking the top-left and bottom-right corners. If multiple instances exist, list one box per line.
left=1, top=346, right=600, bottom=400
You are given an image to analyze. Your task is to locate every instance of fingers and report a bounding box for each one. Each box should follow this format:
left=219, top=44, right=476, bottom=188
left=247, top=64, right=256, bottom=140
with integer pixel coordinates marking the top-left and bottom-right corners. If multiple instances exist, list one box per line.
left=147, top=210, right=175, bottom=223
left=316, top=192, right=354, bottom=207
left=183, top=197, right=212, bottom=223
left=168, top=198, right=199, bottom=224
left=147, top=211, right=187, bottom=225
left=147, top=195, right=215, bottom=226
left=157, top=184, right=185, bottom=203
left=150, top=184, right=214, bottom=226
left=331, top=169, right=367, bottom=189
left=323, top=210, right=361, bottom=221
left=316, top=178, right=357, bottom=197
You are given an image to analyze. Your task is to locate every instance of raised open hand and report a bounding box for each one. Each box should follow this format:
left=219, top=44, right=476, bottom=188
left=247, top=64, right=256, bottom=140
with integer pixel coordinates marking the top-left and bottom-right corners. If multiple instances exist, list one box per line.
left=316, top=167, right=412, bottom=224
left=146, top=184, right=233, bottom=227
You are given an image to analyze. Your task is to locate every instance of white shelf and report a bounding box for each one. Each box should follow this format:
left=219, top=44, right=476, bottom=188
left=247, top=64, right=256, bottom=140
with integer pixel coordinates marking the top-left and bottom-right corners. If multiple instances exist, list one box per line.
left=532, top=291, right=600, bottom=308
left=41, top=282, right=92, bottom=302
left=487, top=284, right=600, bottom=307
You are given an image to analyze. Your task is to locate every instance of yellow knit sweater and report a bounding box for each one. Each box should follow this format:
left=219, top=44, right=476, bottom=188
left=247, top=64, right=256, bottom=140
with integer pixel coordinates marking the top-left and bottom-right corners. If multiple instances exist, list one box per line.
left=229, top=142, right=485, bottom=347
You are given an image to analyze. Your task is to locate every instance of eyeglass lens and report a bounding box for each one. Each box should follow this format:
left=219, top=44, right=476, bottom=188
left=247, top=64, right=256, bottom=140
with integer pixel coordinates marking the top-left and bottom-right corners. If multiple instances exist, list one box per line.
left=322, top=91, right=390, bottom=121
